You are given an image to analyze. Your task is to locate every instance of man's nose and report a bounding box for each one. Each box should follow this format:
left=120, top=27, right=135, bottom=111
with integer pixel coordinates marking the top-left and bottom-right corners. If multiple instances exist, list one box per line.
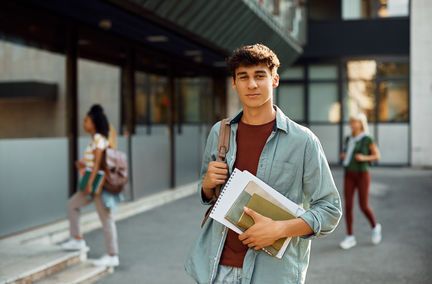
left=248, top=78, right=258, bottom=89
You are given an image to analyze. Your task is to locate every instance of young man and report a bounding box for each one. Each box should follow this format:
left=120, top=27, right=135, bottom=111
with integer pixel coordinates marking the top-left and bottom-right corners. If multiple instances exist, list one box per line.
left=185, top=44, right=342, bottom=284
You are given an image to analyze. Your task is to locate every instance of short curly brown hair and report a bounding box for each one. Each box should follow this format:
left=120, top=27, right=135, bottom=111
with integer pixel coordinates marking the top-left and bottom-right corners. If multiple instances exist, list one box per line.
left=226, top=44, right=280, bottom=78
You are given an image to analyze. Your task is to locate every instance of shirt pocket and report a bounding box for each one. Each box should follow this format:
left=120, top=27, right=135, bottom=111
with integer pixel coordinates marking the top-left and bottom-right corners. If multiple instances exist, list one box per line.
left=268, top=160, right=299, bottom=203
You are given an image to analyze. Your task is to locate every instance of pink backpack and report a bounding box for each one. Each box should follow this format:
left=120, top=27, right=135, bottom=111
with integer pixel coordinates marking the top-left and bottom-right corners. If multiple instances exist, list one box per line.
left=103, top=148, right=128, bottom=194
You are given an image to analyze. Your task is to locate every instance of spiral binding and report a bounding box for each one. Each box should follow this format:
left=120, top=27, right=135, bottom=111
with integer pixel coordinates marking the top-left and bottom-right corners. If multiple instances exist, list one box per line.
left=210, top=169, right=238, bottom=215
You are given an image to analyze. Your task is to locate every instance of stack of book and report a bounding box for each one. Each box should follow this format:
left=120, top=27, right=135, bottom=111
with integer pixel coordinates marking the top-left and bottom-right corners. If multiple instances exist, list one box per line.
left=210, top=168, right=305, bottom=258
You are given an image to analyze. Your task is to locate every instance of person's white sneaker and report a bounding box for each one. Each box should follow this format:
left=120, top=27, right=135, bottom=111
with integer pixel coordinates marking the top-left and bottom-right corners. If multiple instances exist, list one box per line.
left=340, top=235, right=357, bottom=250
left=60, top=238, right=88, bottom=251
left=372, top=223, right=382, bottom=245
left=92, top=255, right=119, bottom=267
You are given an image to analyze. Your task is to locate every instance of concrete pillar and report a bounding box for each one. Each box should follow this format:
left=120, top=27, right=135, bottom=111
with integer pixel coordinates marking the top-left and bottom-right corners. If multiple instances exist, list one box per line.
left=411, top=0, right=432, bottom=167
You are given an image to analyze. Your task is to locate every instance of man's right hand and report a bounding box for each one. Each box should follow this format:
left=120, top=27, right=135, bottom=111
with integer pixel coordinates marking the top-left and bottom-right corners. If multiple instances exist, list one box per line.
left=202, top=161, right=229, bottom=199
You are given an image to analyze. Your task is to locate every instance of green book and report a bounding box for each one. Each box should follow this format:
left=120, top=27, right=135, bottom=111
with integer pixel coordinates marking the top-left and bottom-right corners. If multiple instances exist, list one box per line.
left=225, top=190, right=253, bottom=225
left=79, top=168, right=105, bottom=195
left=238, top=193, right=296, bottom=253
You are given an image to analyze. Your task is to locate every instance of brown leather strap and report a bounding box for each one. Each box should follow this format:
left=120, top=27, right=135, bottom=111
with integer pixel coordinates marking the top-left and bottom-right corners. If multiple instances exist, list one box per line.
left=214, top=118, right=231, bottom=198
left=201, top=118, right=231, bottom=227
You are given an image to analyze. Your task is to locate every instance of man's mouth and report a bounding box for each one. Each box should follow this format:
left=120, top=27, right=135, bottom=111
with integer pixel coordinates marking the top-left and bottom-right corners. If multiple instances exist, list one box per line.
left=246, top=93, right=260, bottom=97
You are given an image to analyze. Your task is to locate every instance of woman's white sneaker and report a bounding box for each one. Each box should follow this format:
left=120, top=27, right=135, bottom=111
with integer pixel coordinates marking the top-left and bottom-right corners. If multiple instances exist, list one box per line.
left=60, top=238, right=88, bottom=251
left=372, top=223, right=382, bottom=245
left=93, top=255, right=119, bottom=267
left=340, top=235, right=357, bottom=250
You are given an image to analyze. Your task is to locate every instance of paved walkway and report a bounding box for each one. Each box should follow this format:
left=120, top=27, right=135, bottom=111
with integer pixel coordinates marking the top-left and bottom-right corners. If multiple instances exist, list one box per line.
left=84, top=167, right=432, bottom=284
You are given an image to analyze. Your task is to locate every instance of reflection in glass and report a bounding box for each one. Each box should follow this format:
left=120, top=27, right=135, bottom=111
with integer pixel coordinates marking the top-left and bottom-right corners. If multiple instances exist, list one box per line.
left=151, top=76, right=170, bottom=124
left=345, top=60, right=377, bottom=121
left=135, top=72, right=149, bottom=125
left=378, top=81, right=408, bottom=122
left=377, top=62, right=409, bottom=77
left=179, top=78, right=202, bottom=123
left=342, top=0, right=409, bottom=19
left=345, top=80, right=376, bottom=122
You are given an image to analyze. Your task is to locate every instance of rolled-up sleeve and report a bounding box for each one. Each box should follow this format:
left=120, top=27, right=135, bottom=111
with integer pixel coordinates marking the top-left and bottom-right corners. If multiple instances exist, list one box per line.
left=197, top=122, right=220, bottom=205
left=299, top=134, right=342, bottom=239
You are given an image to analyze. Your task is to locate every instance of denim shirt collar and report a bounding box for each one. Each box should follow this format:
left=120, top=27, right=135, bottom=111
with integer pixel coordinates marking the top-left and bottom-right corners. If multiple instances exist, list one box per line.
left=228, top=105, right=289, bottom=134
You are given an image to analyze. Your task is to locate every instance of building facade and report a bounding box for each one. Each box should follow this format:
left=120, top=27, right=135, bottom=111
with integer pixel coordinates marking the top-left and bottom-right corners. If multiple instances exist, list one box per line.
left=0, top=0, right=304, bottom=238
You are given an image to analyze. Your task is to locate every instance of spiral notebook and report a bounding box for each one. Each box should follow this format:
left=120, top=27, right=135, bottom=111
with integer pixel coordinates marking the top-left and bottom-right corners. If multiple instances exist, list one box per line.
left=209, top=168, right=305, bottom=259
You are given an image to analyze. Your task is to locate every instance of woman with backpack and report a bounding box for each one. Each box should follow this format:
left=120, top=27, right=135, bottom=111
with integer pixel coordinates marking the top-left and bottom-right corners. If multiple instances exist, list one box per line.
left=339, top=112, right=382, bottom=250
left=61, top=104, right=122, bottom=267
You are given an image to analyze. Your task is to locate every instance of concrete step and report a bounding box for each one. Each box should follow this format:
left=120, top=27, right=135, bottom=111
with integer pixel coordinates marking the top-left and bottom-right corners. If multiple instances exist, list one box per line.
left=0, top=244, right=87, bottom=284
left=34, top=261, right=112, bottom=284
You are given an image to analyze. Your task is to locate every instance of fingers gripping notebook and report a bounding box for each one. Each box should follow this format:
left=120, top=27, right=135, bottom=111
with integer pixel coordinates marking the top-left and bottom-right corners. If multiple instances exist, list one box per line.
left=210, top=169, right=305, bottom=259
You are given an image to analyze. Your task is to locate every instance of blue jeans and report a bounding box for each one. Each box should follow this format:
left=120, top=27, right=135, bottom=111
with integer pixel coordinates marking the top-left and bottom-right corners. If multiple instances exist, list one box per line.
left=213, top=265, right=242, bottom=284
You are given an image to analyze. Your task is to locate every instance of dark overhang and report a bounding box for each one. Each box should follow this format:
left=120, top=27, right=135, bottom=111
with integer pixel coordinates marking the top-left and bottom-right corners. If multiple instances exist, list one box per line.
left=107, top=0, right=303, bottom=70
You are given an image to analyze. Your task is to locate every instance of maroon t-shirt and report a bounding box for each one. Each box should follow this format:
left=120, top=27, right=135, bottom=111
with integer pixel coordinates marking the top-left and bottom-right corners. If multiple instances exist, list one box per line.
left=219, top=118, right=275, bottom=268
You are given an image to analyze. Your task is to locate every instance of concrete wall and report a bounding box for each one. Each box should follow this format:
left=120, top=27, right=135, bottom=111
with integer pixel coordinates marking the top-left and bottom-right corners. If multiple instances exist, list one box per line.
left=411, top=0, right=432, bottom=167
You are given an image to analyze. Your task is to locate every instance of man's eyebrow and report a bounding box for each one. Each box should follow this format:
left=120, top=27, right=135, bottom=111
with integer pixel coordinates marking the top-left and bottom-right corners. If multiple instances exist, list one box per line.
left=255, top=70, right=267, bottom=75
left=236, top=71, right=248, bottom=76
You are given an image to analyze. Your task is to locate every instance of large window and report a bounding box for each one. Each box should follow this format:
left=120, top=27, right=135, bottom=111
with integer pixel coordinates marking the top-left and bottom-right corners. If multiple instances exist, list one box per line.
left=344, top=59, right=409, bottom=122
left=308, top=65, right=340, bottom=123
left=342, top=0, right=409, bottom=20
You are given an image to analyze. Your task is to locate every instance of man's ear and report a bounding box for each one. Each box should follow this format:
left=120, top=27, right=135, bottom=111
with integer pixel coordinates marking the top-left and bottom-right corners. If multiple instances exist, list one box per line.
left=272, top=74, right=280, bottom=88
left=231, top=77, right=237, bottom=90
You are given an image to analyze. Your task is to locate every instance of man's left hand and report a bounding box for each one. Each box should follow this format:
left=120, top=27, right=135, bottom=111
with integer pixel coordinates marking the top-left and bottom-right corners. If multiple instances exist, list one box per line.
left=238, top=207, right=284, bottom=250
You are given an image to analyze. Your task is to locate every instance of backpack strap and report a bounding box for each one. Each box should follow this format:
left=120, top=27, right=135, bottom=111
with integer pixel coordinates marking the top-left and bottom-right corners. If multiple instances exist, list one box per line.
left=201, top=119, right=231, bottom=227
left=214, top=118, right=231, bottom=198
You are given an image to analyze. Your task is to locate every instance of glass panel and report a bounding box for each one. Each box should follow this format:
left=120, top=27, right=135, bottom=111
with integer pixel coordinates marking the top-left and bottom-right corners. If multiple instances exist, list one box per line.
left=344, top=60, right=377, bottom=122
left=149, top=75, right=170, bottom=124
left=0, top=40, right=66, bottom=138
left=377, top=62, right=409, bottom=77
left=344, top=80, right=376, bottom=122
left=278, top=84, right=304, bottom=121
left=378, top=80, right=409, bottom=122
left=342, top=0, right=409, bottom=19
left=342, top=0, right=362, bottom=19
left=377, top=123, right=409, bottom=164
left=309, top=83, right=340, bottom=122
left=279, top=66, right=304, bottom=80
left=379, top=0, right=409, bottom=17
left=346, top=60, right=376, bottom=80
left=308, top=65, right=338, bottom=80
left=135, top=72, right=150, bottom=125
left=179, top=78, right=201, bottom=123
left=78, top=59, right=121, bottom=137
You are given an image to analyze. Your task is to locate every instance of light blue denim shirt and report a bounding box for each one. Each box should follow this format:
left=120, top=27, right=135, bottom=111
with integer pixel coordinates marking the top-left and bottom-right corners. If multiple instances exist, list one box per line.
left=185, top=106, right=342, bottom=284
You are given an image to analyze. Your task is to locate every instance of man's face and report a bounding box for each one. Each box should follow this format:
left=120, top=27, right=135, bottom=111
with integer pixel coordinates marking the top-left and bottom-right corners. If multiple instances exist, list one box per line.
left=232, top=64, right=279, bottom=110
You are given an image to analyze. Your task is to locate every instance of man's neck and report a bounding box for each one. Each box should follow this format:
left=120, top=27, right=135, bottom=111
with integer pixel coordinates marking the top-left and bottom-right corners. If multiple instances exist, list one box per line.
left=241, top=101, right=276, bottom=125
